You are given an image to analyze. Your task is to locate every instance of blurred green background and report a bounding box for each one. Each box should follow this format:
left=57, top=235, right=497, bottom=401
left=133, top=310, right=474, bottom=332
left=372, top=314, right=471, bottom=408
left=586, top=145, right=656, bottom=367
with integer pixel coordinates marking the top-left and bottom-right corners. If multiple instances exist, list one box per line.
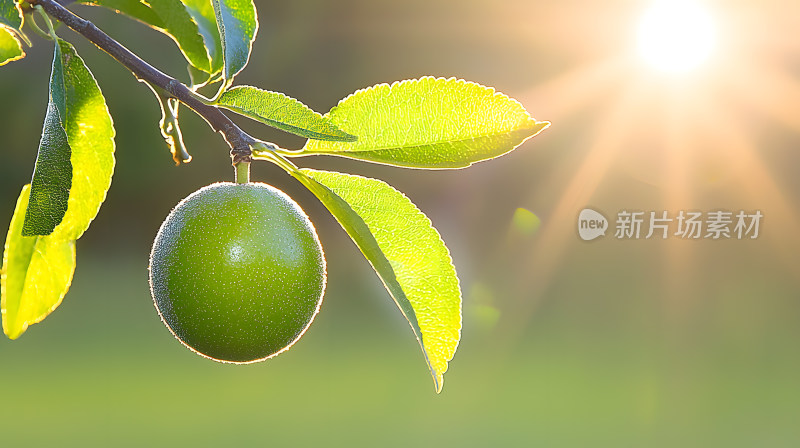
left=2, top=0, right=799, bottom=446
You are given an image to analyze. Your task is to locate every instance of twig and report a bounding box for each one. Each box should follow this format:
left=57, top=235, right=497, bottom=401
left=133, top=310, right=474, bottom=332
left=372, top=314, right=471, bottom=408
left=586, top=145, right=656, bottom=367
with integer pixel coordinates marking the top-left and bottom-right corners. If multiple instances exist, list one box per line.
left=24, top=0, right=254, bottom=163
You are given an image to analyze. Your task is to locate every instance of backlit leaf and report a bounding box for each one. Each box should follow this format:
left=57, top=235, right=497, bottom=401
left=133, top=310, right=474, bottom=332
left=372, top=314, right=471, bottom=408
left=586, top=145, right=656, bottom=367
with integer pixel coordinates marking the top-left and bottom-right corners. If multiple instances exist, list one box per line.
left=212, top=0, right=257, bottom=87
left=3, top=40, right=114, bottom=339
left=83, top=0, right=216, bottom=74
left=22, top=100, right=71, bottom=236
left=294, top=169, right=461, bottom=393
left=0, top=25, right=23, bottom=66
left=0, top=0, right=22, bottom=31
left=302, top=77, right=549, bottom=169
left=217, top=86, right=357, bottom=142
left=2, top=185, right=76, bottom=340
left=41, top=39, right=115, bottom=241
left=182, top=0, right=222, bottom=75
left=81, top=0, right=158, bottom=23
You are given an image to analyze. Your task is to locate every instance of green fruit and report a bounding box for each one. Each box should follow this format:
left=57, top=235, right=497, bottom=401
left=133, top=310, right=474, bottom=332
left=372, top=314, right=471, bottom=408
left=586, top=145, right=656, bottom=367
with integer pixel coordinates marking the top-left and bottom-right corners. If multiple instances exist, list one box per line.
left=148, top=182, right=326, bottom=363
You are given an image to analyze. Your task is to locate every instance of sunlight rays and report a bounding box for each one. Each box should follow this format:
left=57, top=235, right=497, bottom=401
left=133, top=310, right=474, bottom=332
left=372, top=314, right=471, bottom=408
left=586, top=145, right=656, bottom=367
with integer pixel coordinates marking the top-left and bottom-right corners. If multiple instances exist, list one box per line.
left=487, top=0, right=800, bottom=347
left=520, top=56, right=634, bottom=124
left=721, top=62, right=800, bottom=134
left=497, top=74, right=654, bottom=348
left=692, top=92, right=800, bottom=272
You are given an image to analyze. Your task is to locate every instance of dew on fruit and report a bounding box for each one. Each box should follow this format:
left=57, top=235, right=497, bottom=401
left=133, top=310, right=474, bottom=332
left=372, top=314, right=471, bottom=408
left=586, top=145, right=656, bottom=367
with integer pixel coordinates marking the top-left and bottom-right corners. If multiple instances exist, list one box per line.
left=227, top=243, right=245, bottom=262
left=149, top=182, right=326, bottom=363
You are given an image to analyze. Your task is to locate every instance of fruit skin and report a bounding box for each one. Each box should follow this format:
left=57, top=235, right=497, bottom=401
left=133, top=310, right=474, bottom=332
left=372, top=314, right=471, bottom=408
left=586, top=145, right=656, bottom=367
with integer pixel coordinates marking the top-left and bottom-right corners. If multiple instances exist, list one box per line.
left=148, top=182, right=326, bottom=363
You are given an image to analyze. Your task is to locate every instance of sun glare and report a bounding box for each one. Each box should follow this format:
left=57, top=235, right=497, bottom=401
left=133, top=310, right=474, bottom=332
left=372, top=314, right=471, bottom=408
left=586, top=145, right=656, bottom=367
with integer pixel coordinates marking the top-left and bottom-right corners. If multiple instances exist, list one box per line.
left=637, top=1, right=715, bottom=73
left=492, top=0, right=800, bottom=350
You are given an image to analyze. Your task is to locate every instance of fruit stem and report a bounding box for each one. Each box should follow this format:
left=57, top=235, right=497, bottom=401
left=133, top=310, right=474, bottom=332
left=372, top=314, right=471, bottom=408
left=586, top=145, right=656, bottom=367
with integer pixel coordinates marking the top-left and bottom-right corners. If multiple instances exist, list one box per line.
left=234, top=161, right=250, bottom=184
left=251, top=144, right=300, bottom=174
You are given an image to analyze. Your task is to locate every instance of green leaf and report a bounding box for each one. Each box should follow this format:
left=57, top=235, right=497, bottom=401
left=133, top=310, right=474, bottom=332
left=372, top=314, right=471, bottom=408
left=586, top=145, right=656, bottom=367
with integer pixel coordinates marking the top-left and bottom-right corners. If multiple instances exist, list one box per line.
left=81, top=0, right=160, bottom=28
left=212, top=0, right=257, bottom=87
left=0, top=25, right=23, bottom=66
left=302, top=77, right=550, bottom=169
left=42, top=39, right=115, bottom=241
left=147, top=0, right=214, bottom=73
left=217, top=86, right=357, bottom=142
left=83, top=0, right=217, bottom=74
left=3, top=40, right=114, bottom=339
left=294, top=168, right=461, bottom=393
left=182, top=0, right=223, bottom=75
left=2, top=185, right=76, bottom=340
left=22, top=100, right=72, bottom=236
left=0, top=0, right=22, bottom=31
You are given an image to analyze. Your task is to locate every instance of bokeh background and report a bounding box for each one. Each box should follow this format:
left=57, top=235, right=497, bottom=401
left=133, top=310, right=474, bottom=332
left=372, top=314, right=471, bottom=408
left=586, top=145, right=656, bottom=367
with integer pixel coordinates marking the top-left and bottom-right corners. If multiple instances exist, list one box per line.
left=2, top=0, right=799, bottom=446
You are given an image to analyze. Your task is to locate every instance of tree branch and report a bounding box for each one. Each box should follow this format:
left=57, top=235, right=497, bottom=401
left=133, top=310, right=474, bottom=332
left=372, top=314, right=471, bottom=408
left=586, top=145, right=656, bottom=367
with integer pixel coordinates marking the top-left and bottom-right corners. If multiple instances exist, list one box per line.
left=25, top=0, right=254, bottom=163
